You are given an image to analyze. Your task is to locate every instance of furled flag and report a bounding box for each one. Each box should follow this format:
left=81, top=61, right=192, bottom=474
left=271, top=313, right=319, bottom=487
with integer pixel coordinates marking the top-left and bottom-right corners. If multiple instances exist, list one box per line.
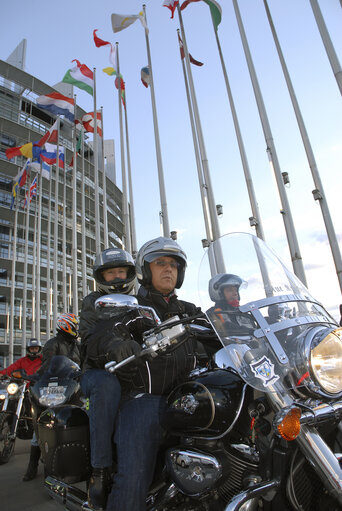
left=111, top=11, right=148, bottom=33
left=10, top=160, right=29, bottom=209
left=75, top=112, right=103, bottom=137
left=36, top=92, right=74, bottom=122
left=40, top=144, right=65, bottom=169
left=178, top=34, right=203, bottom=66
left=24, top=175, right=38, bottom=208
left=62, top=60, right=94, bottom=96
left=141, top=66, right=151, bottom=88
left=115, top=76, right=126, bottom=109
left=181, top=0, right=222, bottom=31
left=69, top=129, right=83, bottom=168
left=163, top=0, right=179, bottom=19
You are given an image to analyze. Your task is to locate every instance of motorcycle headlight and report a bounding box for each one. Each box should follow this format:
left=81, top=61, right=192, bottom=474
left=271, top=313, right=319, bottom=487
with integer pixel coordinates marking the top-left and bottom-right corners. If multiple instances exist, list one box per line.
left=7, top=382, right=19, bottom=395
left=310, top=328, right=342, bottom=395
left=39, top=385, right=68, bottom=407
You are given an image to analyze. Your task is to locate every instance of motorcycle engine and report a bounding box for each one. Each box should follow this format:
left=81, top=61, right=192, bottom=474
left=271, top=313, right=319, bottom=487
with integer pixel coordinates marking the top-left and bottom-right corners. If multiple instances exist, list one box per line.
left=165, top=448, right=222, bottom=495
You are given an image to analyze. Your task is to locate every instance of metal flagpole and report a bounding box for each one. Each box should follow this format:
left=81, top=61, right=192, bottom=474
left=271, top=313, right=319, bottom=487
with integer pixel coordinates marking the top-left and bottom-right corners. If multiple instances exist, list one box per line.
left=177, top=30, right=212, bottom=244
left=232, top=0, right=307, bottom=286
left=53, top=117, right=61, bottom=333
left=93, top=70, right=101, bottom=255
left=46, top=172, right=52, bottom=340
left=116, top=43, right=131, bottom=253
left=123, top=91, right=137, bottom=256
left=212, top=19, right=265, bottom=241
left=264, top=0, right=342, bottom=291
left=9, top=201, right=18, bottom=364
left=72, top=95, right=79, bottom=316
left=35, top=167, right=43, bottom=338
left=22, top=174, right=31, bottom=355
left=62, top=155, right=67, bottom=312
left=309, top=0, right=342, bottom=95
left=143, top=4, right=170, bottom=237
left=100, top=107, right=109, bottom=248
left=31, top=197, right=37, bottom=336
left=80, top=128, right=87, bottom=297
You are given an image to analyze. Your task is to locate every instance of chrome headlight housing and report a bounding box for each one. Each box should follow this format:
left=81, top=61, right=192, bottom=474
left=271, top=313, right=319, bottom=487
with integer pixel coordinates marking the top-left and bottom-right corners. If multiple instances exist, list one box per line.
left=298, top=327, right=342, bottom=398
left=39, top=385, right=68, bottom=407
left=7, top=382, right=19, bottom=395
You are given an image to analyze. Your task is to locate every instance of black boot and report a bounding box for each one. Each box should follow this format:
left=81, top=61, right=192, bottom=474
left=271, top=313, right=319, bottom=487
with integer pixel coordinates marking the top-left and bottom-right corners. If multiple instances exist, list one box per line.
left=88, top=467, right=112, bottom=510
left=23, top=445, right=41, bottom=481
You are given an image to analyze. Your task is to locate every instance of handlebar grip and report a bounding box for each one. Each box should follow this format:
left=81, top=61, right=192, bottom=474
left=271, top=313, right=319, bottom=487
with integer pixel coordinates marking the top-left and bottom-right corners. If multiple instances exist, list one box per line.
left=105, top=354, right=136, bottom=374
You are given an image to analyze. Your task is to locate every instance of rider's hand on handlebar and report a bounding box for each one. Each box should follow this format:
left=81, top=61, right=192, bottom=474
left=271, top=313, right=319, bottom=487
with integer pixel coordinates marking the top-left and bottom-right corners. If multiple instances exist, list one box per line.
left=108, top=339, right=142, bottom=364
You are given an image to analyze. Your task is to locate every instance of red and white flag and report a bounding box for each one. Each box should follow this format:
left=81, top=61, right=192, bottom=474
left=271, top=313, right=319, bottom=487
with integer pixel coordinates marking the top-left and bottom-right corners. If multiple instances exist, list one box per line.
left=37, top=119, right=59, bottom=147
left=163, top=0, right=179, bottom=18
left=178, top=34, right=203, bottom=66
left=76, top=112, right=102, bottom=137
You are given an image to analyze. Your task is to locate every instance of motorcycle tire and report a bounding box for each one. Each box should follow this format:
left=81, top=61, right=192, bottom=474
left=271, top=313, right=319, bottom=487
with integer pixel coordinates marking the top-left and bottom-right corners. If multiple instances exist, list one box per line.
left=0, top=412, right=15, bottom=464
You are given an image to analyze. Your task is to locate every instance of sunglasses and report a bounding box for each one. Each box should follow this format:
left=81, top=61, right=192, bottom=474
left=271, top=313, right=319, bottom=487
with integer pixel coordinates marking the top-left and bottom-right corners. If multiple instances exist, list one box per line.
left=152, top=259, right=179, bottom=270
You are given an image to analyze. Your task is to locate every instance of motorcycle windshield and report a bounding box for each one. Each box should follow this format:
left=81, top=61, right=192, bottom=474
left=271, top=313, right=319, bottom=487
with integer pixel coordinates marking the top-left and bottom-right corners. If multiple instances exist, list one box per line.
left=198, top=233, right=338, bottom=394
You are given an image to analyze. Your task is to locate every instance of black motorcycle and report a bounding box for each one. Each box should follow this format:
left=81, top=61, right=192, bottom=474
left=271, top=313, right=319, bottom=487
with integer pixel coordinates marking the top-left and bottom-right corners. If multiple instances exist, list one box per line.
left=0, top=373, right=34, bottom=464
left=42, top=233, right=342, bottom=510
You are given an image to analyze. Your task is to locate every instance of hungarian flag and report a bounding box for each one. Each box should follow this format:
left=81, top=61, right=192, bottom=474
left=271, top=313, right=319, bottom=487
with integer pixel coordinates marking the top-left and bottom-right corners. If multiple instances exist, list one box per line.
left=62, top=60, right=94, bottom=96
left=111, top=12, right=148, bottom=33
left=178, top=34, right=203, bottom=66
left=163, top=0, right=179, bottom=18
left=181, top=0, right=222, bottom=31
left=36, top=93, right=74, bottom=122
left=76, top=112, right=103, bottom=137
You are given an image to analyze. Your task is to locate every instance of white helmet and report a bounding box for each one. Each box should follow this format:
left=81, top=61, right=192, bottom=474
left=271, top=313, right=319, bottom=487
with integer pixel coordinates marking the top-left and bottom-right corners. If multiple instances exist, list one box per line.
left=209, top=273, right=247, bottom=302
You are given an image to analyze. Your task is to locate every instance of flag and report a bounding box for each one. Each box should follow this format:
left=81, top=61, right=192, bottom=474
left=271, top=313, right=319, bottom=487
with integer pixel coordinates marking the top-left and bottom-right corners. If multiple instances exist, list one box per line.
left=163, top=0, right=179, bottom=18
left=178, top=34, right=204, bottom=66
left=111, top=11, right=148, bottom=33
left=141, top=66, right=151, bottom=88
left=27, top=160, right=51, bottom=180
left=115, top=76, right=126, bottom=109
left=181, top=0, right=222, bottom=31
left=36, top=119, right=59, bottom=147
left=6, top=142, right=33, bottom=160
left=62, top=60, right=94, bottom=96
left=24, top=175, right=38, bottom=208
left=69, top=129, right=83, bottom=167
left=5, top=119, right=58, bottom=160
left=36, top=93, right=74, bottom=122
left=93, top=29, right=110, bottom=47
left=10, top=160, right=29, bottom=209
left=103, top=67, right=116, bottom=77
left=75, top=112, right=103, bottom=137
left=40, top=144, right=65, bottom=169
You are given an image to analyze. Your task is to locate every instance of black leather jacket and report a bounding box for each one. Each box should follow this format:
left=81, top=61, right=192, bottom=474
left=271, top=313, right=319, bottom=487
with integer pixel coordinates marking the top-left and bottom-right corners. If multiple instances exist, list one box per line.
left=38, top=331, right=81, bottom=374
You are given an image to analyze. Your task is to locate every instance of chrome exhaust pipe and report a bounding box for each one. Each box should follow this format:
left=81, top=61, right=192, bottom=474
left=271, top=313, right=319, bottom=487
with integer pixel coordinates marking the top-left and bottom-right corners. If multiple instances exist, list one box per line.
left=44, top=476, right=90, bottom=511
left=224, top=479, right=280, bottom=511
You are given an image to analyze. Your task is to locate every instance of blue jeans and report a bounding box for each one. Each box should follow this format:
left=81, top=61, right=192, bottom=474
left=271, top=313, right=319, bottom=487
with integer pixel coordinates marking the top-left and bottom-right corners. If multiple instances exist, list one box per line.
left=106, top=393, right=166, bottom=511
left=80, top=369, right=121, bottom=468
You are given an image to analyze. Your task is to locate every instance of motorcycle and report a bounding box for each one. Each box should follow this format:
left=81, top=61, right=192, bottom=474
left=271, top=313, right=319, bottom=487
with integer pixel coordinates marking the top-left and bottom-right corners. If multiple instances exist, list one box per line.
left=41, top=233, right=342, bottom=509
left=0, top=372, right=34, bottom=464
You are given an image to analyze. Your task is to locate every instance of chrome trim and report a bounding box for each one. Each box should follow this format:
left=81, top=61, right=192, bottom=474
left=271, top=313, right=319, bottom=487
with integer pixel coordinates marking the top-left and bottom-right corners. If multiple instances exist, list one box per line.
left=224, top=479, right=280, bottom=511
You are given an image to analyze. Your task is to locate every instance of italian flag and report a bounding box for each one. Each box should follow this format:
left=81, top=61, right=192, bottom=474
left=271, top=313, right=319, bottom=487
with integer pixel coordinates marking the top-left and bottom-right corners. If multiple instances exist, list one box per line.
left=181, top=0, right=222, bottom=31
left=62, top=59, right=94, bottom=95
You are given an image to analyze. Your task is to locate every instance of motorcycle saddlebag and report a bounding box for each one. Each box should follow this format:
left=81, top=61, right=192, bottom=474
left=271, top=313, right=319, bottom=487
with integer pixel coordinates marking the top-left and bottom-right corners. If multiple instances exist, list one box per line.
left=37, top=404, right=90, bottom=483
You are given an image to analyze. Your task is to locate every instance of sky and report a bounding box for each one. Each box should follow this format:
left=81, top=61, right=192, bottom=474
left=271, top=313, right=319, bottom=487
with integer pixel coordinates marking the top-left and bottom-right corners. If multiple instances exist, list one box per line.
left=1, top=0, right=341, bottom=320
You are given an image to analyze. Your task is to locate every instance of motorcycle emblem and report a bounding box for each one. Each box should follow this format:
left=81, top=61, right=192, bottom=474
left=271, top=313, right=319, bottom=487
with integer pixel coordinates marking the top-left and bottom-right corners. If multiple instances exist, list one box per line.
left=250, top=356, right=279, bottom=387
left=173, top=394, right=199, bottom=414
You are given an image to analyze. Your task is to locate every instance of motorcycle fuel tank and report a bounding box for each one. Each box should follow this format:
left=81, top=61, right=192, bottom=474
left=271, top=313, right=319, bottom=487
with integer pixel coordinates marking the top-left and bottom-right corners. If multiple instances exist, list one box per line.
left=163, top=369, right=245, bottom=437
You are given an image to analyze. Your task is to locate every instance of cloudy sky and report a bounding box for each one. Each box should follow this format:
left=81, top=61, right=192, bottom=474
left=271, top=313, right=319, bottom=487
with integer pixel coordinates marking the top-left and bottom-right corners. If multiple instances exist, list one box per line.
left=1, top=0, right=341, bottom=319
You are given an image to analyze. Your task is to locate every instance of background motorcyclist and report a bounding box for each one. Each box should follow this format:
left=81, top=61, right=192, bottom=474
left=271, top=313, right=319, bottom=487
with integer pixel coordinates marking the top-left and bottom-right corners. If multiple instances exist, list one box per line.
left=0, top=338, right=43, bottom=482
left=79, top=248, right=136, bottom=346
left=82, top=236, right=218, bottom=511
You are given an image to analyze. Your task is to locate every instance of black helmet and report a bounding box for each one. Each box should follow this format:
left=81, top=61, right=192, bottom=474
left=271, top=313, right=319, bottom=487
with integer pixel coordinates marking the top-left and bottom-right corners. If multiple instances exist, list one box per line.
left=136, top=236, right=187, bottom=289
left=209, top=273, right=247, bottom=303
left=93, top=248, right=136, bottom=294
left=26, top=338, right=42, bottom=359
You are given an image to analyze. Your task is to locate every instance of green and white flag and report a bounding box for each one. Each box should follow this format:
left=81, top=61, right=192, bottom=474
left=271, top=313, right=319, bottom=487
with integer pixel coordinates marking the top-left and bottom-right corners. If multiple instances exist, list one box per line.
left=62, top=60, right=94, bottom=96
left=181, top=0, right=222, bottom=31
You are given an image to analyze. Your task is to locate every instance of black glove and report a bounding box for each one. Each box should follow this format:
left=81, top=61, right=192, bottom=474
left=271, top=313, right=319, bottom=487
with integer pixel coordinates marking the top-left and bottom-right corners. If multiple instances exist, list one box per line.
left=107, top=339, right=143, bottom=383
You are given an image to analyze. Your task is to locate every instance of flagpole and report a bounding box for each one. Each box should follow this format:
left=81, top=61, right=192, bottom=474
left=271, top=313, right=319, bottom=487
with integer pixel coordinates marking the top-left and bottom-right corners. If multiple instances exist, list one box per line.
left=212, top=20, right=265, bottom=241
left=101, top=107, right=109, bottom=248
left=123, top=91, right=137, bottom=256
left=81, top=128, right=87, bottom=297
left=263, top=0, right=342, bottom=290
left=53, top=117, right=60, bottom=333
left=177, top=30, right=212, bottom=244
left=176, top=4, right=224, bottom=274
left=72, top=95, right=79, bottom=316
left=93, top=69, right=101, bottom=255
left=143, top=4, right=170, bottom=237
left=9, top=201, right=19, bottom=364
left=31, top=197, right=37, bottom=336
left=309, top=0, right=342, bottom=95
left=116, top=43, right=131, bottom=252
left=62, top=155, right=68, bottom=312
left=232, top=0, right=307, bottom=285
left=46, top=172, right=52, bottom=340
left=36, top=166, right=43, bottom=338
left=21, top=174, right=31, bottom=355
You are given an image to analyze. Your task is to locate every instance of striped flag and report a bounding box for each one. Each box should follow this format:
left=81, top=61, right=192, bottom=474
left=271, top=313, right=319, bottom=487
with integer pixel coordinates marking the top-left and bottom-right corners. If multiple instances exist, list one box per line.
left=36, top=93, right=74, bottom=122
left=178, top=34, right=203, bottom=66
left=181, top=0, right=222, bottom=31
left=163, top=0, right=179, bottom=19
left=24, top=175, right=38, bottom=208
left=62, top=60, right=94, bottom=96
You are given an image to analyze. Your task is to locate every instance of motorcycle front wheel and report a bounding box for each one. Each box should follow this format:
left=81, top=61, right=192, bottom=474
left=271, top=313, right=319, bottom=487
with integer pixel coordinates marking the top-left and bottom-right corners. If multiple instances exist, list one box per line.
left=0, top=412, right=15, bottom=464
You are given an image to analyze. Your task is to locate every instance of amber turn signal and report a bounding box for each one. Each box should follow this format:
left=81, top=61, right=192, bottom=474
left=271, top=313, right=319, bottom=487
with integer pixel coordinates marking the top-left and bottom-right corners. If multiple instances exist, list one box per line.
left=277, top=407, right=301, bottom=441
